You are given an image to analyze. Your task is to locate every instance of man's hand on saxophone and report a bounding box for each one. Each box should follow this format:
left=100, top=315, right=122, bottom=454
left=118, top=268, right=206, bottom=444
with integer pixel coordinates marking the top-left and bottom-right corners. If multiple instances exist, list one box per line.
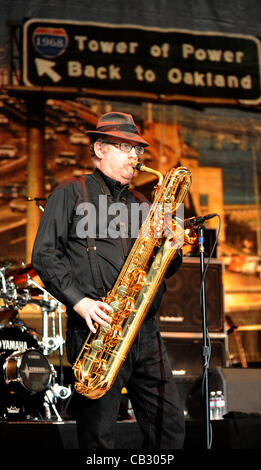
left=73, top=297, right=113, bottom=333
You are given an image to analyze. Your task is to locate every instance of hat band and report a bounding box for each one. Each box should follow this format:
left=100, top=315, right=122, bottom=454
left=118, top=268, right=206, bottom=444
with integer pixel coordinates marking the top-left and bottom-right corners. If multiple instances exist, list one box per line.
left=97, top=123, right=139, bottom=134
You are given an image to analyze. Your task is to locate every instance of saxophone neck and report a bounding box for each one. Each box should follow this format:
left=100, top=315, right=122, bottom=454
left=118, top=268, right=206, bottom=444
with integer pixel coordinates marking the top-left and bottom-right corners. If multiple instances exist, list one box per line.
left=134, top=162, right=164, bottom=186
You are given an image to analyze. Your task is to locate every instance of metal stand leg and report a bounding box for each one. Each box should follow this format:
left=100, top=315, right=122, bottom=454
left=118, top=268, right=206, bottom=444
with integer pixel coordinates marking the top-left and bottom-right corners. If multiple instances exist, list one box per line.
left=198, top=224, right=211, bottom=449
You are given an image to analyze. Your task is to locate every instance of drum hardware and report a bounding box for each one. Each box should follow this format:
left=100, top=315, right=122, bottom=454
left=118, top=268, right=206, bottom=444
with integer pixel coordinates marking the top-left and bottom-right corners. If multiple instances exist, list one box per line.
left=38, top=335, right=64, bottom=354
left=43, top=383, right=72, bottom=421
left=26, top=274, right=71, bottom=417
left=26, top=275, right=66, bottom=386
left=1, top=263, right=34, bottom=316
left=52, top=382, right=72, bottom=400
left=43, top=389, right=62, bottom=421
left=27, top=276, right=65, bottom=355
left=1, top=266, right=15, bottom=317
left=0, top=289, right=32, bottom=312
left=0, top=267, right=7, bottom=294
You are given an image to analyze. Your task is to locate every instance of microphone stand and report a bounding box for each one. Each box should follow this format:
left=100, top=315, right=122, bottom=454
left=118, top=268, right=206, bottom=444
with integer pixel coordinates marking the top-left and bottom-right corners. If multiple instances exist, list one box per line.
left=198, top=224, right=211, bottom=449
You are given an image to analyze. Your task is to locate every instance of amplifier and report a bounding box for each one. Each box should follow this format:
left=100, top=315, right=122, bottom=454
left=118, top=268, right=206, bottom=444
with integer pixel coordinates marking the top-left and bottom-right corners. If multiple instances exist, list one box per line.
left=158, top=258, right=224, bottom=332
left=162, top=333, right=229, bottom=379
left=187, top=367, right=261, bottom=418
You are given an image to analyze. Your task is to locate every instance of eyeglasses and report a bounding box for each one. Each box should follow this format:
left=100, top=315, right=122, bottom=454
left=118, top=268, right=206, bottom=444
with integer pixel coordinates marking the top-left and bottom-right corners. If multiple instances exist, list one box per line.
left=103, top=142, right=145, bottom=155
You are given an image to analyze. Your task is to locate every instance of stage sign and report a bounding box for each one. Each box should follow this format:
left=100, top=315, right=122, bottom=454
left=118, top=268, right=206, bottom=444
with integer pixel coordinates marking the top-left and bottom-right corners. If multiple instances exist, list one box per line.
left=23, top=19, right=261, bottom=104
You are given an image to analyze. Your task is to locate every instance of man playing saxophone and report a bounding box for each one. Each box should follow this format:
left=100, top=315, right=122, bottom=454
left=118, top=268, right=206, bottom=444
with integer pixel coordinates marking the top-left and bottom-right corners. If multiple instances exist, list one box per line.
left=32, top=111, right=185, bottom=449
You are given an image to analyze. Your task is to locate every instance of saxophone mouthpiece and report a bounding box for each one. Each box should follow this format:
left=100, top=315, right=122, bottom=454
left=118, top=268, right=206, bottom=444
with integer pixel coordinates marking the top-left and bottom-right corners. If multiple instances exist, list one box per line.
left=134, top=163, right=163, bottom=185
left=134, top=162, right=142, bottom=170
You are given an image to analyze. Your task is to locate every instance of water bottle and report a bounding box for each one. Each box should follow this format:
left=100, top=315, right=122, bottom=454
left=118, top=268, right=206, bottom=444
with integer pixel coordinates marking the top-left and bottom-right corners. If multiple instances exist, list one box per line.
left=209, top=391, right=216, bottom=420
left=215, top=390, right=225, bottom=419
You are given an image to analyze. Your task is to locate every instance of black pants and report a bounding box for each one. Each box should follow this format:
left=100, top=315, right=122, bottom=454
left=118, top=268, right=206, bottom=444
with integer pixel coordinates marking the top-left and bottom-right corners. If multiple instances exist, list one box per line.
left=68, top=318, right=185, bottom=449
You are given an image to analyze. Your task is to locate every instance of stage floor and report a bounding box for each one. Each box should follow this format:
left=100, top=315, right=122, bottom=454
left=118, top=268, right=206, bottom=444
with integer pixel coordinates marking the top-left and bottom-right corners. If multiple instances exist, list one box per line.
left=1, top=416, right=261, bottom=450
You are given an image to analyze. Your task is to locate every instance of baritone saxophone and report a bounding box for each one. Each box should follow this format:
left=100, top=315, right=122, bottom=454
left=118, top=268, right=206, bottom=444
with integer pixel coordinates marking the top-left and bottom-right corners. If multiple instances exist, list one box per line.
left=73, top=163, right=193, bottom=399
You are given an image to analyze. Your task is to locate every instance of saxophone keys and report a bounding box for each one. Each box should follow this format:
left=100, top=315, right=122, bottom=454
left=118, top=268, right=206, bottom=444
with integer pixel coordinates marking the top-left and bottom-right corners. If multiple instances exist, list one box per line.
left=106, top=324, right=123, bottom=346
left=119, top=297, right=136, bottom=318
left=100, top=323, right=111, bottom=333
left=132, top=270, right=147, bottom=291
left=91, top=339, right=104, bottom=352
left=117, top=285, right=128, bottom=296
left=110, top=300, right=121, bottom=312
left=153, top=251, right=163, bottom=269
left=96, top=359, right=107, bottom=375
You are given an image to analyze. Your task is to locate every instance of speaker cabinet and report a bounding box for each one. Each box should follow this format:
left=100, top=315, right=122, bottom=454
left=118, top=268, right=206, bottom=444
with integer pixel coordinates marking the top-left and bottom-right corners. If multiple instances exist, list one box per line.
left=187, top=367, right=261, bottom=418
left=210, top=367, right=261, bottom=415
left=158, top=259, right=224, bottom=332
left=162, top=334, right=228, bottom=379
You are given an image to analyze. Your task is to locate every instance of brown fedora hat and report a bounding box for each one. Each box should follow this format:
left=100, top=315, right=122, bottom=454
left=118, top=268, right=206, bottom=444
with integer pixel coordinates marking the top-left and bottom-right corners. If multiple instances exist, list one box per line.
left=86, top=112, right=149, bottom=147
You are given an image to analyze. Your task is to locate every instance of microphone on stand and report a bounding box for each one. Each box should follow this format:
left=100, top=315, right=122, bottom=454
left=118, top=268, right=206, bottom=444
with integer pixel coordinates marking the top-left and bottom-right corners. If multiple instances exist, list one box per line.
left=184, top=213, right=217, bottom=229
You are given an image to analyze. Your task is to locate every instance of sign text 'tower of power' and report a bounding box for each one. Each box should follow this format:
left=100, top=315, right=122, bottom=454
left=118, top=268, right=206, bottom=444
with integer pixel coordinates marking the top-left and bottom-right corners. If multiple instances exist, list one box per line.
left=23, top=19, right=261, bottom=104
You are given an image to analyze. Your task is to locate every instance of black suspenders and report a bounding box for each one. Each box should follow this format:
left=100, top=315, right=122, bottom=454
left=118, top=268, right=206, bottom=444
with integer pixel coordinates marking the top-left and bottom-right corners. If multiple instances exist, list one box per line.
left=79, top=174, right=106, bottom=299
left=79, top=171, right=131, bottom=299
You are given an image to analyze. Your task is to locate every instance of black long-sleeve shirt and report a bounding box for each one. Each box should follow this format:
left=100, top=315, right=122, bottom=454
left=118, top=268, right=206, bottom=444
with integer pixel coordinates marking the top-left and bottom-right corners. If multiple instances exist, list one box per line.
left=32, top=169, right=182, bottom=328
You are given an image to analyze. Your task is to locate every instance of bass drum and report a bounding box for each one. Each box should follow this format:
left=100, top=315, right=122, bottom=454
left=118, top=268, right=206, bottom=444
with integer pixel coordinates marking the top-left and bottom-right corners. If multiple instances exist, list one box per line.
left=0, top=325, right=52, bottom=420
left=3, top=348, right=52, bottom=394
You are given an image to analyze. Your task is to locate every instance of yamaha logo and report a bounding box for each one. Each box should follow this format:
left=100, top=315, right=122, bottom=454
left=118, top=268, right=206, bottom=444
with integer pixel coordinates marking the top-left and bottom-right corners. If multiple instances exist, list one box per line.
left=0, top=339, right=28, bottom=351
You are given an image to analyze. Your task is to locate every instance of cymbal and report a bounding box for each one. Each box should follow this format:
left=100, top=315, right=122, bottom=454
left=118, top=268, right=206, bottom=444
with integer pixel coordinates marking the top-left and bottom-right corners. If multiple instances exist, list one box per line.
left=5, top=263, right=37, bottom=286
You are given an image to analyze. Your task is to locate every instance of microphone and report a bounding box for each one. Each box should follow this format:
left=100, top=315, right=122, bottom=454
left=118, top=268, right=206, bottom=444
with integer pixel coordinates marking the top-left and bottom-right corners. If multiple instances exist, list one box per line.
left=184, top=213, right=217, bottom=228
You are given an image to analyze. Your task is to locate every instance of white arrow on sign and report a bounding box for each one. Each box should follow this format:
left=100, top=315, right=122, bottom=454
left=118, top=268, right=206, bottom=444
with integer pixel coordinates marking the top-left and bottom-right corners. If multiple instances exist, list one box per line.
left=35, top=58, right=62, bottom=83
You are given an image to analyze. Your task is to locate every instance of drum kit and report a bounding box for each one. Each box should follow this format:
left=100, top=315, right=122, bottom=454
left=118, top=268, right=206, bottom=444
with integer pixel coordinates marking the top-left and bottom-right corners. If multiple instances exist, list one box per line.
left=0, top=262, right=71, bottom=421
